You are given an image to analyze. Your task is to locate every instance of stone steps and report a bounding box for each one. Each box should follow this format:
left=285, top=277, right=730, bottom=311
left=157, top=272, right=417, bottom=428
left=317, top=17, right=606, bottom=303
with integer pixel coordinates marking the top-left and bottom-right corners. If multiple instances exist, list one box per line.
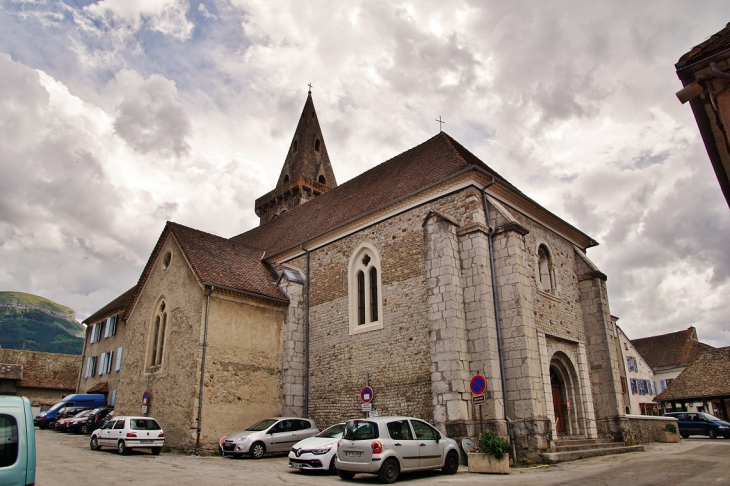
left=540, top=438, right=644, bottom=464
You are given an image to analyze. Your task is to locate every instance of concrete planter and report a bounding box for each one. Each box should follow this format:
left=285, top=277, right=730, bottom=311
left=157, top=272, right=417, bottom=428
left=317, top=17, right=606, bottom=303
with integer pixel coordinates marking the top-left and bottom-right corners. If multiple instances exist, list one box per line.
left=657, top=430, right=680, bottom=443
left=467, top=453, right=510, bottom=474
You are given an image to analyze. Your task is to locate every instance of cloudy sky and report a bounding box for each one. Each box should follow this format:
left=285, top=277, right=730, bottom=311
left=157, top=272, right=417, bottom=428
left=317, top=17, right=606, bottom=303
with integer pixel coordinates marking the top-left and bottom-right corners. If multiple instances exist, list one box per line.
left=1, top=0, right=729, bottom=346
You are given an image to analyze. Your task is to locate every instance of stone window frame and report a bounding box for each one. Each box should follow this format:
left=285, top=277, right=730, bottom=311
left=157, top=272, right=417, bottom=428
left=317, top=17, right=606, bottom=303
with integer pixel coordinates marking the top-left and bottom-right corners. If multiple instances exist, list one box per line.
left=348, top=242, right=383, bottom=335
left=145, top=298, right=169, bottom=373
left=535, top=243, right=557, bottom=294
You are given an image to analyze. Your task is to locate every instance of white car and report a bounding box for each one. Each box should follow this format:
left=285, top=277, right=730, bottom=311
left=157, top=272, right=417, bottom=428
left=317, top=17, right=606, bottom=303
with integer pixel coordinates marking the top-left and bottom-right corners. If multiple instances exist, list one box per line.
left=89, top=416, right=165, bottom=455
left=220, top=417, right=319, bottom=459
left=288, top=423, right=345, bottom=472
left=336, top=417, right=460, bottom=483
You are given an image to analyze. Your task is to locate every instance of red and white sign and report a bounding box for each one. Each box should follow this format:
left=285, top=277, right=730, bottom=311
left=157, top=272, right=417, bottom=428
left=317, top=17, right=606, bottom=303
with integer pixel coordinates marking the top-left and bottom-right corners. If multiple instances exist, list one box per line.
left=360, top=386, right=374, bottom=403
left=142, top=391, right=150, bottom=406
left=470, top=375, right=487, bottom=395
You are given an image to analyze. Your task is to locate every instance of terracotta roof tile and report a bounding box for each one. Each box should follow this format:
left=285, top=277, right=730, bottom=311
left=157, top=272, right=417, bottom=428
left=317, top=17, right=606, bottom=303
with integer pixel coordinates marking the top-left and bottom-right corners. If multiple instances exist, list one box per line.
left=677, top=22, right=730, bottom=65
left=0, top=363, right=23, bottom=380
left=83, top=286, right=136, bottom=324
left=0, top=350, right=79, bottom=390
left=631, top=327, right=714, bottom=371
left=656, top=347, right=730, bottom=401
left=86, top=381, right=109, bottom=394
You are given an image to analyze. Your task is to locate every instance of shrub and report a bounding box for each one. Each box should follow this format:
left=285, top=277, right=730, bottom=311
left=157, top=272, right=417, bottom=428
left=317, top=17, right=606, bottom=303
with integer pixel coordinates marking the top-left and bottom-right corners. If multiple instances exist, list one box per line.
left=663, top=424, right=677, bottom=434
left=476, top=431, right=511, bottom=460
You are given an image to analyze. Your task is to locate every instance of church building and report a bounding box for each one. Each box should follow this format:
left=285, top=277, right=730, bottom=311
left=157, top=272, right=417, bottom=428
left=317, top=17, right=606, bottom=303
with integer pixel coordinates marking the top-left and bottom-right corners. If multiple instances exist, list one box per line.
left=89, top=91, right=628, bottom=461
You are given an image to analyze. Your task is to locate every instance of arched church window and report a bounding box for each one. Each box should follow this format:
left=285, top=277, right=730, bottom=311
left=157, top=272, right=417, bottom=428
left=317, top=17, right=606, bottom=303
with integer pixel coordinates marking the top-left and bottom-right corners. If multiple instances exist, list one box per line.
left=349, top=243, right=383, bottom=335
left=537, top=245, right=555, bottom=292
left=284, top=174, right=290, bottom=183
left=293, top=140, right=298, bottom=153
left=315, top=139, right=321, bottom=152
left=318, top=175, right=326, bottom=184
left=147, top=300, right=168, bottom=372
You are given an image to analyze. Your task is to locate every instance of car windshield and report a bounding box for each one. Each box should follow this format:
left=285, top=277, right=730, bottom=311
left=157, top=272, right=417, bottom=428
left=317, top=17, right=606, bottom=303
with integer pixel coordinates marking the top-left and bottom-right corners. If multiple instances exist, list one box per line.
left=246, top=419, right=277, bottom=431
left=76, top=410, right=93, bottom=418
left=131, top=419, right=161, bottom=430
left=48, top=402, right=68, bottom=412
left=317, top=424, right=345, bottom=439
left=343, top=420, right=379, bottom=440
left=700, top=413, right=721, bottom=422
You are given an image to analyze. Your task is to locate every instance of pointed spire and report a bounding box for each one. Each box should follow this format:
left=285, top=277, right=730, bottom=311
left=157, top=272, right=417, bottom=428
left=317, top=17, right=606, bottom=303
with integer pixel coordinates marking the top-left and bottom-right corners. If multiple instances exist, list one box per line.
left=255, top=91, right=338, bottom=225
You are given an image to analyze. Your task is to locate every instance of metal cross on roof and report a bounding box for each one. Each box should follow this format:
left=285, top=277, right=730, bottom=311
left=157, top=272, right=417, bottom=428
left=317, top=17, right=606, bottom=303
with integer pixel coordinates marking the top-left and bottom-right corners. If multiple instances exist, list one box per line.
left=308, top=83, right=313, bottom=93
left=436, top=115, right=445, bottom=132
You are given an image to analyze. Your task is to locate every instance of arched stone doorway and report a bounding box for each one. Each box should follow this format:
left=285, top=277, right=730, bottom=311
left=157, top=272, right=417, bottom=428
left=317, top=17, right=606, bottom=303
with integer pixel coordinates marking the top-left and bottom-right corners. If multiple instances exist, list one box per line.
left=549, top=352, right=585, bottom=437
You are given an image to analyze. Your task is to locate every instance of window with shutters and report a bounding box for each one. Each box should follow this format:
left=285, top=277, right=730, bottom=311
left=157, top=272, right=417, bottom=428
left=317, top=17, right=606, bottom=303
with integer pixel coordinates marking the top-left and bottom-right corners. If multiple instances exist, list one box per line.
left=630, top=378, right=637, bottom=395
left=146, top=300, right=168, bottom=373
left=348, top=243, right=383, bottom=335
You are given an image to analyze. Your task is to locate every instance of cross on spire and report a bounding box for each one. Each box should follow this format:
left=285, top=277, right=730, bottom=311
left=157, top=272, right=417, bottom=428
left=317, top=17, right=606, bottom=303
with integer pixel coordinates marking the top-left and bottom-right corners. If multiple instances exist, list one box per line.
left=436, top=116, right=445, bottom=132
left=308, top=83, right=313, bottom=94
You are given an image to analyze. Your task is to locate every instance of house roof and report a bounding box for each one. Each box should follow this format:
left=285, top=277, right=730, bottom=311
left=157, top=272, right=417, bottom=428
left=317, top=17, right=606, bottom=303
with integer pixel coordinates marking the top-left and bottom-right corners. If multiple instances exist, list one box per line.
left=631, top=327, right=714, bottom=371
left=83, top=286, right=137, bottom=324
left=0, top=363, right=22, bottom=380
left=0, top=350, right=79, bottom=390
left=233, top=131, right=597, bottom=257
left=656, top=347, right=730, bottom=401
left=676, top=22, right=730, bottom=67
left=122, top=222, right=287, bottom=320
left=86, top=381, right=109, bottom=394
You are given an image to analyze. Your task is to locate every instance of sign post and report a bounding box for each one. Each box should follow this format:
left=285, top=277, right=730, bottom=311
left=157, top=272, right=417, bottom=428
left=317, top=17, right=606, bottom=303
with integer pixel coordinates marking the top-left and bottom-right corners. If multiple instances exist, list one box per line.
left=470, top=374, right=487, bottom=434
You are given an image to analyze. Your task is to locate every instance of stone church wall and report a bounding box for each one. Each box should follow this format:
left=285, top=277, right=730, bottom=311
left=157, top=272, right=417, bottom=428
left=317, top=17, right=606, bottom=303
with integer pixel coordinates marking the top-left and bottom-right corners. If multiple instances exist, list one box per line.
left=115, top=234, right=204, bottom=450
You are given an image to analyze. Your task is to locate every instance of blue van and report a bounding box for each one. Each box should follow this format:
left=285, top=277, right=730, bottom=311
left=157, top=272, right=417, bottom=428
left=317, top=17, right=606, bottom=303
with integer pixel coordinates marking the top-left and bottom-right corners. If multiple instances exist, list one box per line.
left=664, top=411, right=730, bottom=439
left=0, top=396, right=36, bottom=486
left=34, top=394, right=106, bottom=429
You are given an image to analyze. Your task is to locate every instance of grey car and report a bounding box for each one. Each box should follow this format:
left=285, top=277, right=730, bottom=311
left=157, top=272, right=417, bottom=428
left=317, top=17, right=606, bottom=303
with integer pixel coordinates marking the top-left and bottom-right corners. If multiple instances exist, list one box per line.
left=335, top=416, right=460, bottom=483
left=220, top=417, right=318, bottom=459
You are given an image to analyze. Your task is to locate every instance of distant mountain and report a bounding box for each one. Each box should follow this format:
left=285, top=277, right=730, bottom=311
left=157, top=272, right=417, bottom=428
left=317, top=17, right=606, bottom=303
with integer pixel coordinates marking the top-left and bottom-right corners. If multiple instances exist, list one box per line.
left=0, top=291, right=84, bottom=355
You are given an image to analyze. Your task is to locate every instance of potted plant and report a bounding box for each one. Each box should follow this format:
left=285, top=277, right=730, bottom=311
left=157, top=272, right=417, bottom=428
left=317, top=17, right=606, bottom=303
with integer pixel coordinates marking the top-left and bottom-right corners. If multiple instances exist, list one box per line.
left=467, top=431, right=511, bottom=474
left=657, top=423, right=680, bottom=443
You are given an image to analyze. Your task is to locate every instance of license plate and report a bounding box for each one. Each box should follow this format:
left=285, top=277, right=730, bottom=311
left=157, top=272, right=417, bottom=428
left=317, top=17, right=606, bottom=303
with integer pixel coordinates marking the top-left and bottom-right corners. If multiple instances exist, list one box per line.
left=345, top=451, right=361, bottom=457
left=141, top=440, right=154, bottom=444
left=289, top=463, right=303, bottom=469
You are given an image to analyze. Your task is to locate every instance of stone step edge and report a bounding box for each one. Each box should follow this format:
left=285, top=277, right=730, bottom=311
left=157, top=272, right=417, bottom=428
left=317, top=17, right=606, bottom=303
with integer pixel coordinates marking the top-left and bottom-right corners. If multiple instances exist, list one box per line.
left=553, top=438, right=617, bottom=446
left=553, top=442, right=629, bottom=452
left=539, top=445, right=645, bottom=464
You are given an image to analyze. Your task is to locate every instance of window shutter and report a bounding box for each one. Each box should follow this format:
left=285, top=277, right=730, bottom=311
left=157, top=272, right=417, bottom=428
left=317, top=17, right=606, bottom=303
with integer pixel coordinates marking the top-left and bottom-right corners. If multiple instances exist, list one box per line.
left=104, top=318, right=110, bottom=338
left=116, top=348, right=123, bottom=371
left=661, top=380, right=666, bottom=391
left=111, top=315, right=118, bottom=336
left=111, top=390, right=117, bottom=406
left=98, top=353, right=106, bottom=376
left=626, top=357, right=631, bottom=371
left=90, top=324, right=96, bottom=344
left=85, top=357, right=91, bottom=378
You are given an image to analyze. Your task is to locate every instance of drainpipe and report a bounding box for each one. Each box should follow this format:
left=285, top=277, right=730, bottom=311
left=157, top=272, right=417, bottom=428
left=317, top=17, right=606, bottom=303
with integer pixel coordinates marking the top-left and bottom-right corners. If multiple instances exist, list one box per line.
left=481, top=180, right=517, bottom=464
left=194, top=285, right=213, bottom=455
left=300, top=244, right=310, bottom=419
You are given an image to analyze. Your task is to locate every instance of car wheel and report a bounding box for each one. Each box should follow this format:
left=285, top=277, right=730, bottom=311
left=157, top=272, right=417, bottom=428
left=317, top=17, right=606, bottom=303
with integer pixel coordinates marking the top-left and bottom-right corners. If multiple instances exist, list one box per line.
left=328, top=455, right=337, bottom=473
left=81, top=424, right=89, bottom=434
left=90, top=436, right=101, bottom=451
left=337, top=469, right=355, bottom=480
left=249, top=442, right=265, bottom=459
left=709, top=429, right=717, bottom=439
left=48, top=421, right=55, bottom=429
left=151, top=447, right=162, bottom=455
left=378, top=458, right=400, bottom=484
left=118, top=440, right=130, bottom=455
left=442, top=450, right=459, bottom=475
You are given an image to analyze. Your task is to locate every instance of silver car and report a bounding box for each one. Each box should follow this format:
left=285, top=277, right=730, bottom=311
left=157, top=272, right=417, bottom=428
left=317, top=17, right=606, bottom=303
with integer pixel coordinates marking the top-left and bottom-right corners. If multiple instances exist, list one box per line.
left=335, top=416, right=460, bottom=483
left=220, top=417, right=318, bottom=459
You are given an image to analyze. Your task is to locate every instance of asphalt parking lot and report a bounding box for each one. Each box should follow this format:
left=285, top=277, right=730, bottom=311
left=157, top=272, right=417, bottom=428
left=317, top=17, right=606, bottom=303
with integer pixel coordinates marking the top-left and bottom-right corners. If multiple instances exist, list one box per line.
left=35, top=429, right=730, bottom=485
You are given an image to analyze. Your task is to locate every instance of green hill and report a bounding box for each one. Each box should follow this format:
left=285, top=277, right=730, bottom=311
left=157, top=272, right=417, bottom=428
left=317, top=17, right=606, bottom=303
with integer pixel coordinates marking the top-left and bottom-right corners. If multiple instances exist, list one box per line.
left=0, top=291, right=84, bottom=355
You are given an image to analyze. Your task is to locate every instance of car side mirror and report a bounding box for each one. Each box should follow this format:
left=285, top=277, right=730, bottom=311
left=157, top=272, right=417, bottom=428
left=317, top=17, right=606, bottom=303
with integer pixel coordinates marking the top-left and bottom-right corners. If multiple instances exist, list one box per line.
left=435, top=432, right=441, bottom=443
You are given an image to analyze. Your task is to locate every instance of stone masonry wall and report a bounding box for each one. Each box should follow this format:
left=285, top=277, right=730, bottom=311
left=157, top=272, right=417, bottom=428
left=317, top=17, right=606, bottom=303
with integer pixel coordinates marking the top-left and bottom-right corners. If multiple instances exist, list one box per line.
left=116, top=234, right=204, bottom=450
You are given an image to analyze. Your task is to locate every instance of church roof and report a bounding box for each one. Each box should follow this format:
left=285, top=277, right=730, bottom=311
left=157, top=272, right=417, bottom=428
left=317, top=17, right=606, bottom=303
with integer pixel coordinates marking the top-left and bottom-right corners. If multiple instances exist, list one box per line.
left=234, top=131, right=597, bottom=256
left=83, top=286, right=136, bottom=324
left=631, top=327, right=714, bottom=371
left=168, top=222, right=286, bottom=301
left=655, top=347, right=730, bottom=401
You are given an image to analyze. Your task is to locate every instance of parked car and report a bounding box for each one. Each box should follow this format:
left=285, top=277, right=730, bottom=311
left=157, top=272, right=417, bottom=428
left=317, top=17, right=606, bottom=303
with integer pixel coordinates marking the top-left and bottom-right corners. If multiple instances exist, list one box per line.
left=85, top=406, right=114, bottom=434
left=0, top=396, right=36, bottom=486
left=289, top=423, right=345, bottom=473
left=335, top=417, right=460, bottom=483
left=54, top=408, right=92, bottom=432
left=89, top=416, right=165, bottom=455
left=220, top=417, right=319, bottom=459
left=65, top=410, right=94, bottom=434
left=664, top=412, right=730, bottom=439
left=34, top=394, right=106, bottom=429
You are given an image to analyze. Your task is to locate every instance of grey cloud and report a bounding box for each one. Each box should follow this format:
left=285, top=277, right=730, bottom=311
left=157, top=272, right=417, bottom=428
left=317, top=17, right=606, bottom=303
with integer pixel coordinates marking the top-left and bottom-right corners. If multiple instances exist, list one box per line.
left=112, top=73, right=191, bottom=157
left=153, top=202, right=179, bottom=220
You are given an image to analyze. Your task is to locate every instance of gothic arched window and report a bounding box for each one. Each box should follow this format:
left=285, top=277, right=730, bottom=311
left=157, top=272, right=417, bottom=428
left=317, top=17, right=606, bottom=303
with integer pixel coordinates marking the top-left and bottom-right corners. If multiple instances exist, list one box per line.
left=147, top=300, right=168, bottom=372
left=349, top=243, right=383, bottom=334
left=537, top=245, right=555, bottom=292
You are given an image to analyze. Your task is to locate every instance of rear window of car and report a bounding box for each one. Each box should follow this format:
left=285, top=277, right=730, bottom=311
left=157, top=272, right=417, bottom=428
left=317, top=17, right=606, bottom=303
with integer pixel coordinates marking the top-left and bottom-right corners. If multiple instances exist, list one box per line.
left=343, top=421, right=379, bottom=440
left=131, top=419, right=161, bottom=431
left=0, top=414, right=19, bottom=468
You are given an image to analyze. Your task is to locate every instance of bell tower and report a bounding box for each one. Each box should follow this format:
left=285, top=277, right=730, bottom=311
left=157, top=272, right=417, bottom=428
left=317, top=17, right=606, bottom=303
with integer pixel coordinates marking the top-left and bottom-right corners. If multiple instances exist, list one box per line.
left=255, top=91, right=337, bottom=225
